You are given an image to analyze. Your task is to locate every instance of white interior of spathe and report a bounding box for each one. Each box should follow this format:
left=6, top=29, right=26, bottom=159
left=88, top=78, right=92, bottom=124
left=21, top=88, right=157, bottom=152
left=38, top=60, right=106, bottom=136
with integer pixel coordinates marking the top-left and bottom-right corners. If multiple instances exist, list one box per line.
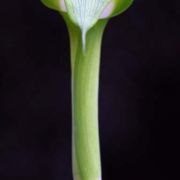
left=60, top=0, right=114, bottom=19
left=59, top=0, right=115, bottom=49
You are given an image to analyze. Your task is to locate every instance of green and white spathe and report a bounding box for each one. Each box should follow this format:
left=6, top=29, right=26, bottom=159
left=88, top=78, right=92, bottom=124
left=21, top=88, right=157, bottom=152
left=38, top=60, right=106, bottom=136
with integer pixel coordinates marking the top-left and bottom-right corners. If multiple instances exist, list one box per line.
left=41, top=0, right=133, bottom=48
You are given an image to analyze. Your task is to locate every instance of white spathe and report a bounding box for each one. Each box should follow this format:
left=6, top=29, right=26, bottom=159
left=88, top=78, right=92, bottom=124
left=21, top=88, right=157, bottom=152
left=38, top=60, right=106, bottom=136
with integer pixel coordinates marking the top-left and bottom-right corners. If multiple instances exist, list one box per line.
left=62, top=0, right=114, bottom=48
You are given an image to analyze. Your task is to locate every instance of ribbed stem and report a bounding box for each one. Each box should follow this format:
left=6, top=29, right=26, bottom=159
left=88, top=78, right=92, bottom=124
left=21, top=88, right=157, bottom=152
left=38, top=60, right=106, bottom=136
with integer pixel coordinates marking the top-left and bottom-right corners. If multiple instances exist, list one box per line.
left=66, top=20, right=108, bottom=180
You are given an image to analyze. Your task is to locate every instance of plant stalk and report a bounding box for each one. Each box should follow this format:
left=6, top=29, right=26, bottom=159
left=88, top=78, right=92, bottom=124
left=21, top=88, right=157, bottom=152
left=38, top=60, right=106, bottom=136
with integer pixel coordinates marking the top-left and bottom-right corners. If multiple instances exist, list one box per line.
left=40, top=1, right=133, bottom=180
left=66, top=19, right=108, bottom=180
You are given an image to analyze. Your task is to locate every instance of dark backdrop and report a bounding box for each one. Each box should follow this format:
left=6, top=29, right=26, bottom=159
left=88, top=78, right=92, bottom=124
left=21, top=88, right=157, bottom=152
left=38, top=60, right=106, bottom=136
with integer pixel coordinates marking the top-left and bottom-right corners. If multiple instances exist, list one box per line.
left=0, top=0, right=179, bottom=179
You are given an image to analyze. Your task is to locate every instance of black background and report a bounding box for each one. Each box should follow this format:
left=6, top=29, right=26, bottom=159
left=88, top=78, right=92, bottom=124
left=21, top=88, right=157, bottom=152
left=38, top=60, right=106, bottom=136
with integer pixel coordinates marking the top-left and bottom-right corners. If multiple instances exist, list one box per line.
left=0, top=0, right=180, bottom=179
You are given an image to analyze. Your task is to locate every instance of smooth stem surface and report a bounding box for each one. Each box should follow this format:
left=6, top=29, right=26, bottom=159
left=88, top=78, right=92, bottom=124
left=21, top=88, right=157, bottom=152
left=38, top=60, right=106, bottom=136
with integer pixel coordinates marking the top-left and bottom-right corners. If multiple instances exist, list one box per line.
left=41, top=1, right=133, bottom=180
left=66, top=19, right=108, bottom=180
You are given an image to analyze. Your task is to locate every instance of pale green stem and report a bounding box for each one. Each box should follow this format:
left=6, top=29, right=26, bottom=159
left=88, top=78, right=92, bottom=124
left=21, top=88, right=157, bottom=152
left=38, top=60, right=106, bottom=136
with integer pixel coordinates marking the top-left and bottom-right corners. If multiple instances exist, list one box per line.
left=65, top=18, right=108, bottom=180
left=40, top=1, right=133, bottom=180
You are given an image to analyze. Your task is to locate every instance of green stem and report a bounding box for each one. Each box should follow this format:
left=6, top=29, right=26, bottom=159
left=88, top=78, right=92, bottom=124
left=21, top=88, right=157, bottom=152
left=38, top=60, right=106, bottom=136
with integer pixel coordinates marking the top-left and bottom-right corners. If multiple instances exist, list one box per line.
left=65, top=18, right=108, bottom=180
left=41, top=1, right=133, bottom=180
